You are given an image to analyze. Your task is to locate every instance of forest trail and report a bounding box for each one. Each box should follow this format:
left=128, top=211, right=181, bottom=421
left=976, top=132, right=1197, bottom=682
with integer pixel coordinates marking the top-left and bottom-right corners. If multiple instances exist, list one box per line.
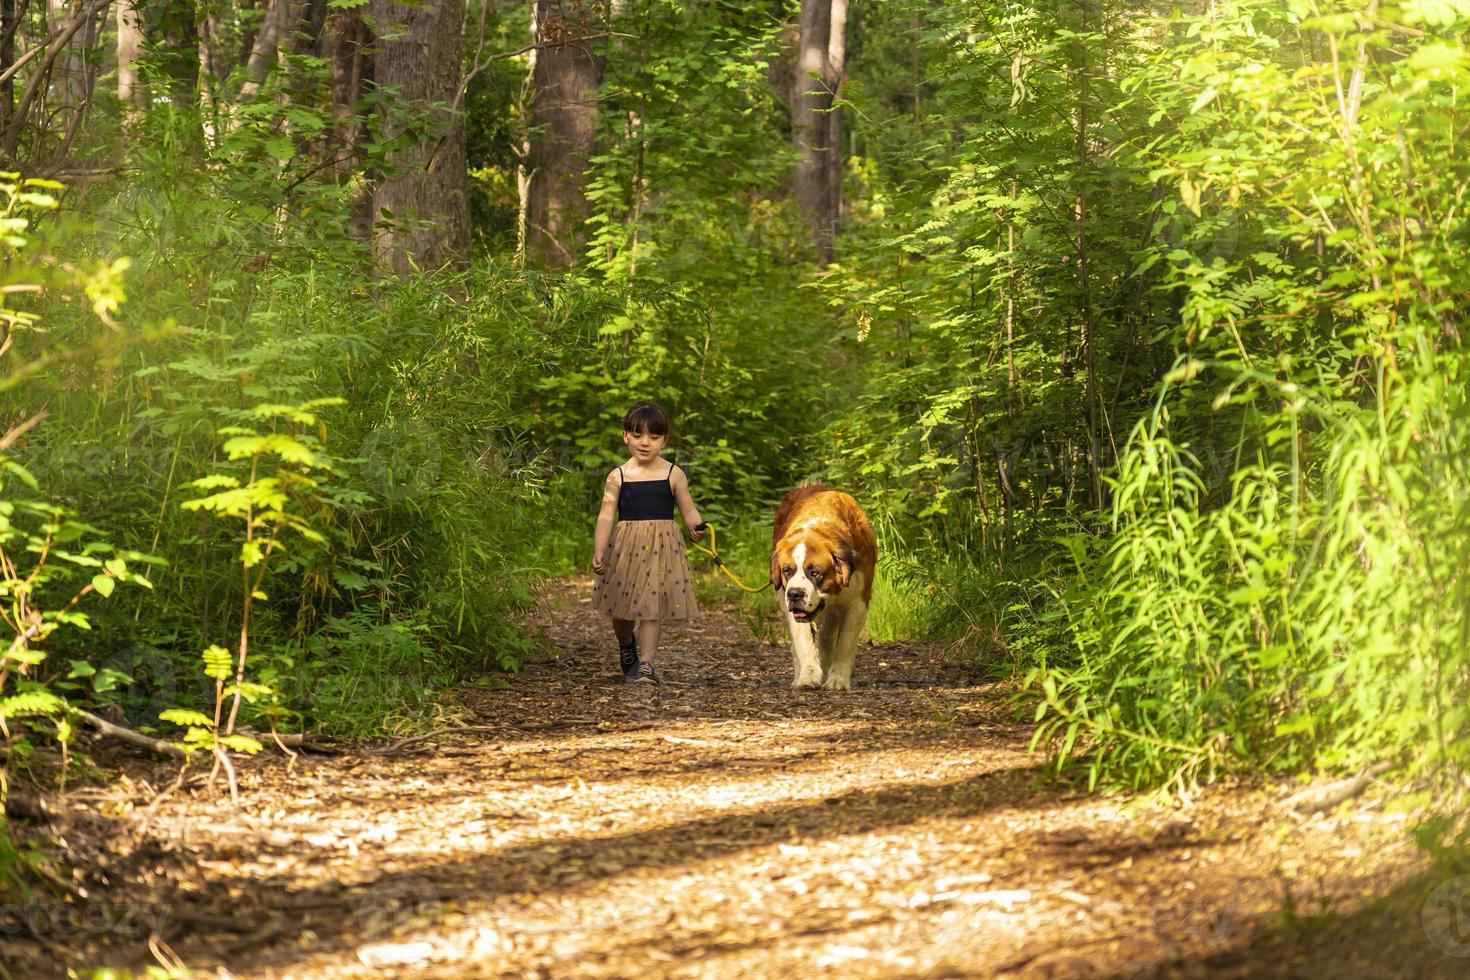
left=6, top=579, right=1453, bottom=979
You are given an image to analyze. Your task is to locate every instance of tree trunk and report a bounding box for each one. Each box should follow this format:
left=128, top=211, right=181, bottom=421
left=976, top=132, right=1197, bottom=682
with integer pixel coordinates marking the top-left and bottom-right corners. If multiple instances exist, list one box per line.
left=369, top=0, right=469, bottom=276
left=0, top=0, right=14, bottom=130
left=792, top=0, right=843, bottom=263
left=523, top=0, right=603, bottom=269
left=48, top=0, right=80, bottom=107
left=1075, top=0, right=1102, bottom=510
left=325, top=3, right=370, bottom=237
left=326, top=5, right=366, bottom=176
left=823, top=0, right=845, bottom=245
left=116, top=0, right=145, bottom=116
left=239, top=0, right=294, bottom=101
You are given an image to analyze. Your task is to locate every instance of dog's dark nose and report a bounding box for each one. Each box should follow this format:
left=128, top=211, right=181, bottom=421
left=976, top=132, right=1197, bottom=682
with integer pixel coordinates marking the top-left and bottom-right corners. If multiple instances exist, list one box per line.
left=787, top=589, right=806, bottom=606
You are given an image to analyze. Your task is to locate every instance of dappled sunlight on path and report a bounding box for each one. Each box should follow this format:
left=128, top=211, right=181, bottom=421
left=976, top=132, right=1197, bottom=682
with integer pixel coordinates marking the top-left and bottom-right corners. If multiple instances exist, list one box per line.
left=4, top=579, right=1453, bottom=978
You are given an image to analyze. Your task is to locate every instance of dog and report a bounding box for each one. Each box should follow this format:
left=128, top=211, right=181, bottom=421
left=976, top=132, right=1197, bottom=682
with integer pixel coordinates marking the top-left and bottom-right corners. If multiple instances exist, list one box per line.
left=770, top=485, right=877, bottom=690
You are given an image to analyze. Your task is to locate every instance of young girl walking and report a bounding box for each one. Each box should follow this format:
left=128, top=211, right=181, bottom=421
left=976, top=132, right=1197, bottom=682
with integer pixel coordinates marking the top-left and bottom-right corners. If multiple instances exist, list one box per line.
left=592, top=401, right=707, bottom=684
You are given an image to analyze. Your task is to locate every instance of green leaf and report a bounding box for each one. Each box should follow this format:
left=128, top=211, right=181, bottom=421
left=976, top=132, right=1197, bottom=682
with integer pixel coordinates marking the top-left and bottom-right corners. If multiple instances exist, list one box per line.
left=0, top=690, right=65, bottom=719
left=202, top=644, right=233, bottom=681
left=218, top=734, right=264, bottom=754
left=241, top=540, right=266, bottom=568
left=159, top=708, right=215, bottom=728
left=1226, top=584, right=1270, bottom=605
left=92, top=574, right=115, bottom=598
left=3, top=460, right=39, bottom=490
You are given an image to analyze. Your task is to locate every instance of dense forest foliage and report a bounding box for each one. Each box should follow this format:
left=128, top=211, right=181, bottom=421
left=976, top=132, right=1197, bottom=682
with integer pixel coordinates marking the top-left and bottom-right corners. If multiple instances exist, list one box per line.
left=2, top=0, right=1467, bottom=885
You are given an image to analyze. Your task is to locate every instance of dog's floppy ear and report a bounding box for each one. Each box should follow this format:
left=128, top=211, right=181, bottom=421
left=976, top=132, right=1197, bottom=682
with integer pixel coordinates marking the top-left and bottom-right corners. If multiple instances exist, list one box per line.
left=831, top=544, right=855, bottom=591
left=770, top=548, right=785, bottom=591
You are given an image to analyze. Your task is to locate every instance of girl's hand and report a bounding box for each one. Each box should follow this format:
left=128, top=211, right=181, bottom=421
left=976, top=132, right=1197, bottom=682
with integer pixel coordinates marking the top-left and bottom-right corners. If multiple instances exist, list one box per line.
left=691, top=521, right=708, bottom=543
left=592, top=553, right=606, bottom=575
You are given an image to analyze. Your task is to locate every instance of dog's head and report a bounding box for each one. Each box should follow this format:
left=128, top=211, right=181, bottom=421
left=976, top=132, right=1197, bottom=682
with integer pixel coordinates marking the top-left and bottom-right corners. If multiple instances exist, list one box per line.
left=770, top=533, right=854, bottom=622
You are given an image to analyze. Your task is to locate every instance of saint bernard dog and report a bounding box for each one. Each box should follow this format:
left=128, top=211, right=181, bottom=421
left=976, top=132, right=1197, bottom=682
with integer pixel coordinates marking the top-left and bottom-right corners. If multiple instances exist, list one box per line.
left=770, top=485, right=878, bottom=690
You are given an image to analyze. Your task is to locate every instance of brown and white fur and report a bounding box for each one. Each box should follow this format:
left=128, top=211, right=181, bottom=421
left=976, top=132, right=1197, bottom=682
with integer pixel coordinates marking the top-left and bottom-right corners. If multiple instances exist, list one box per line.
left=770, top=485, right=878, bottom=690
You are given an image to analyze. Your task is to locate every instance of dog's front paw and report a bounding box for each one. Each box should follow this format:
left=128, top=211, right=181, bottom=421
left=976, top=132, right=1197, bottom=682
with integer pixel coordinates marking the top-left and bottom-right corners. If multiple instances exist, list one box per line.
left=821, top=673, right=852, bottom=691
left=792, top=672, right=822, bottom=689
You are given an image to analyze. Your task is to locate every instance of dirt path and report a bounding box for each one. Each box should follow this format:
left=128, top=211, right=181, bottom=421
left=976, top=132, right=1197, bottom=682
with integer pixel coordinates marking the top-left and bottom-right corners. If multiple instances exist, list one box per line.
left=3, top=579, right=1457, bottom=978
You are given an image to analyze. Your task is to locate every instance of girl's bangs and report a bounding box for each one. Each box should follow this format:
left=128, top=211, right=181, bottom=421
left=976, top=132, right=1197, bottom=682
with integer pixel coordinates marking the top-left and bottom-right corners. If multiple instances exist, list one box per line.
left=623, top=401, right=669, bottom=436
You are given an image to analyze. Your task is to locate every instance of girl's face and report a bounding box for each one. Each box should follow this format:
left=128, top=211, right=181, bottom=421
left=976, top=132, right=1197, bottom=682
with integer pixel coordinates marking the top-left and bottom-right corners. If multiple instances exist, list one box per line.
left=624, top=426, right=668, bottom=462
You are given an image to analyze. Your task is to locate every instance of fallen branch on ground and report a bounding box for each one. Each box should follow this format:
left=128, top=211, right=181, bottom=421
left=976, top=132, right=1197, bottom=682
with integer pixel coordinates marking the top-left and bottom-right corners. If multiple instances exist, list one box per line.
left=1280, top=760, right=1395, bottom=814
left=77, top=711, right=323, bottom=758
left=77, top=710, right=188, bottom=758
left=368, top=725, right=507, bottom=755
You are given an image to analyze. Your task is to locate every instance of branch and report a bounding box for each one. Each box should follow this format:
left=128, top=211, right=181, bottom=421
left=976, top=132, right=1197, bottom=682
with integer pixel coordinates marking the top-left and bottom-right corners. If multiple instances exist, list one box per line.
left=453, top=32, right=637, bottom=114
left=367, top=724, right=504, bottom=755
left=0, top=409, right=44, bottom=452
left=0, top=0, right=114, bottom=156
left=1279, top=760, right=1395, bottom=814
left=76, top=709, right=188, bottom=758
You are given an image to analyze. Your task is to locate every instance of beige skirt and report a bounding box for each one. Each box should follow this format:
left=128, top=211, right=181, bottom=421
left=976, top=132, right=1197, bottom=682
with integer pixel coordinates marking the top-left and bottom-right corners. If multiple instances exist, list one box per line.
left=594, top=519, right=699, bottom=621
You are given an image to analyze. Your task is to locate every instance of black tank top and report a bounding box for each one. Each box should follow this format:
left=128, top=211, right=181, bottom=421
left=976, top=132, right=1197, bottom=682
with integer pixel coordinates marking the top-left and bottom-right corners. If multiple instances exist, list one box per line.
left=617, top=464, right=678, bottom=521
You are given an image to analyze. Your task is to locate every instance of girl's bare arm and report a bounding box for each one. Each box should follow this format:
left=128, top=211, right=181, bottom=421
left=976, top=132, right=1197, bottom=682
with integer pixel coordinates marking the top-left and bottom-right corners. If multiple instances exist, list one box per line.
left=671, top=466, right=706, bottom=541
left=592, top=470, right=620, bottom=572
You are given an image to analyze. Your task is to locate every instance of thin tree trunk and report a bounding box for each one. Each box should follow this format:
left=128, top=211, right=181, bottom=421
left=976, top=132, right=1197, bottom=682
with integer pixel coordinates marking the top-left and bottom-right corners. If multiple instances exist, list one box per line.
left=324, top=3, right=370, bottom=237
left=0, top=0, right=14, bottom=130
left=115, top=0, right=145, bottom=117
left=0, top=0, right=18, bottom=132
left=198, top=3, right=223, bottom=144
left=369, top=0, right=468, bottom=276
left=1006, top=179, right=1017, bottom=418
left=239, top=0, right=293, bottom=101
left=524, top=0, right=603, bottom=268
left=1076, top=0, right=1101, bottom=510
left=823, top=0, right=846, bottom=244
left=325, top=5, right=366, bottom=177
left=47, top=0, right=79, bottom=106
left=792, top=0, right=832, bottom=261
left=514, top=5, right=535, bottom=265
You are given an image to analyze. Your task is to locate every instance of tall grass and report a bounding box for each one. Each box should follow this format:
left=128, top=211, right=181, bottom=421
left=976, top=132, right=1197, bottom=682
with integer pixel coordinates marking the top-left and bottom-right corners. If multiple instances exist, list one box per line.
left=1027, top=351, right=1469, bottom=794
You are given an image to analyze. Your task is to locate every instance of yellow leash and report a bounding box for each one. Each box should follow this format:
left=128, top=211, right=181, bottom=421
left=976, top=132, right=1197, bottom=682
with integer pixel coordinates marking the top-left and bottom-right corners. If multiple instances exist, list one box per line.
left=688, top=523, right=770, bottom=593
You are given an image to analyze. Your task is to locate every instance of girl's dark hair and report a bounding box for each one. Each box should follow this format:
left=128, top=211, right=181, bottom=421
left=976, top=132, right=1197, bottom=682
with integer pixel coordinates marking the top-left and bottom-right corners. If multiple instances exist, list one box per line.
left=622, top=400, right=670, bottom=436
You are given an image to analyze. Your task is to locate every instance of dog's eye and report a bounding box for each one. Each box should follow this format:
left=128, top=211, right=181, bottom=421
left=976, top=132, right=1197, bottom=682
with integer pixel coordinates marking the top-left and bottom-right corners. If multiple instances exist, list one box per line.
left=782, top=565, right=795, bottom=577
left=807, top=565, right=822, bottom=581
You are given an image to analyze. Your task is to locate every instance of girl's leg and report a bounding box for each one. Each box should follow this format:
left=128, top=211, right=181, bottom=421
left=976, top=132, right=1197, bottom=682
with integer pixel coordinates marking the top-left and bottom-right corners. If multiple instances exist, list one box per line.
left=613, top=618, right=638, bottom=678
left=635, top=618, right=661, bottom=663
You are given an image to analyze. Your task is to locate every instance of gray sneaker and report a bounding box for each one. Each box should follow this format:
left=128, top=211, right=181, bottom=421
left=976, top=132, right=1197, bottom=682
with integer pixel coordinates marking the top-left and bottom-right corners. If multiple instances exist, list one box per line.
left=618, top=640, right=639, bottom=680
left=632, top=661, right=659, bottom=685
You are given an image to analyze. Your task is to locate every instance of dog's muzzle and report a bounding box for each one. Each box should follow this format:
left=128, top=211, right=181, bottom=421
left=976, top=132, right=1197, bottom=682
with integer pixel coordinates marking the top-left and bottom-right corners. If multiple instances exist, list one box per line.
left=788, top=594, right=826, bottom=623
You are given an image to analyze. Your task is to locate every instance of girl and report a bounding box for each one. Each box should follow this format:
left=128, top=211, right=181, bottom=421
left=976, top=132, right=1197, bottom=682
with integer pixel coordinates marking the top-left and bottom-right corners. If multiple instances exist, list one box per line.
left=592, top=401, right=706, bottom=684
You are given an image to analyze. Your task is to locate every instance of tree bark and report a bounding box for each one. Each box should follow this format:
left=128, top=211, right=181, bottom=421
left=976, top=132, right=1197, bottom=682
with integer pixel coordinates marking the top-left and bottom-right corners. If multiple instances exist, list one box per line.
left=47, top=0, right=81, bottom=107
left=115, top=0, right=145, bottom=115
left=0, top=0, right=20, bottom=130
left=369, top=0, right=469, bottom=276
left=1075, top=0, right=1101, bottom=509
left=325, top=5, right=367, bottom=177
left=792, top=0, right=843, bottom=263
left=325, top=3, right=370, bottom=237
left=239, top=0, right=295, bottom=101
left=823, top=0, right=845, bottom=247
left=523, top=0, right=603, bottom=269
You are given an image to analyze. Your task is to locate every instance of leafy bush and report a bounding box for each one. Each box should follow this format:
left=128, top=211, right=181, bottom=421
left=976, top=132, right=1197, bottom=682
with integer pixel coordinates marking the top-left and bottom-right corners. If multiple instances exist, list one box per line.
left=1011, top=1, right=1470, bottom=805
